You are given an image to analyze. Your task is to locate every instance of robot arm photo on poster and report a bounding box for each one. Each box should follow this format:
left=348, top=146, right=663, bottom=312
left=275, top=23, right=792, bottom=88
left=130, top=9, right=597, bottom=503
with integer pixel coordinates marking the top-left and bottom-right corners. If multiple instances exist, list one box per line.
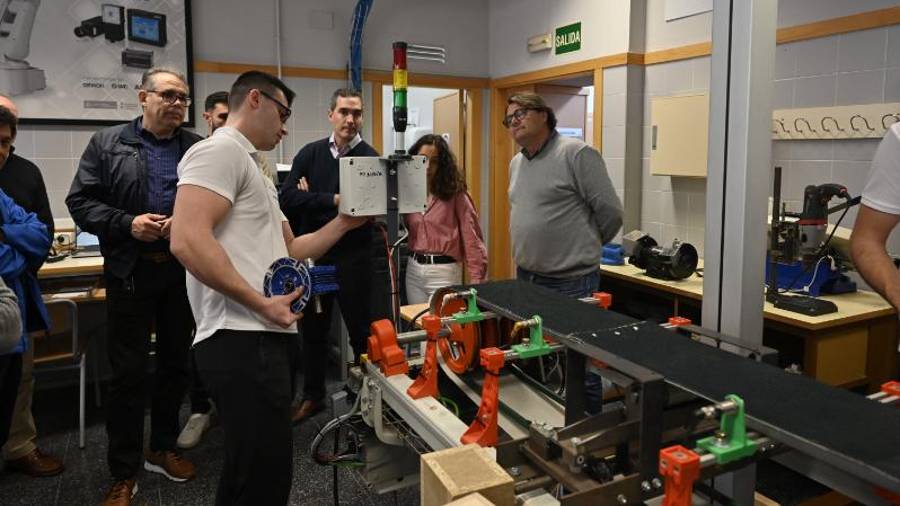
left=0, top=0, right=47, bottom=95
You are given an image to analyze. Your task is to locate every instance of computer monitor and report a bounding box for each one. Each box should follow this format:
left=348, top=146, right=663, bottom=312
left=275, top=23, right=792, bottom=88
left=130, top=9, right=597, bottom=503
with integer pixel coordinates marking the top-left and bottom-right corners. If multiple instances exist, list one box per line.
left=127, top=9, right=167, bottom=47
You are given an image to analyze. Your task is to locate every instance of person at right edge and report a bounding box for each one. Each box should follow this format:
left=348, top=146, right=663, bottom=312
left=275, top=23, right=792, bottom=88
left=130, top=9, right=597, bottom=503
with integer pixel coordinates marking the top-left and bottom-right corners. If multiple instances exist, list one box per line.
left=851, top=120, right=900, bottom=352
left=505, top=92, right=623, bottom=414
left=279, top=88, right=379, bottom=424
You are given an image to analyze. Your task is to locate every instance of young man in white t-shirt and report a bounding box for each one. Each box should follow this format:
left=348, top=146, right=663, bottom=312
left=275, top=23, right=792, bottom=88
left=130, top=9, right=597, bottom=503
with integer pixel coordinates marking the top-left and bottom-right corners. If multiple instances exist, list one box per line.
left=170, top=71, right=366, bottom=506
left=851, top=122, right=900, bottom=311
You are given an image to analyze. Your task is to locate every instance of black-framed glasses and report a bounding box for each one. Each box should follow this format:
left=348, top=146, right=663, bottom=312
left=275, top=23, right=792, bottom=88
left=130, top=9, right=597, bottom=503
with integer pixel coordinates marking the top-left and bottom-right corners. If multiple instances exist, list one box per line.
left=258, top=89, right=292, bottom=123
left=502, top=108, right=532, bottom=128
left=147, top=89, right=191, bottom=106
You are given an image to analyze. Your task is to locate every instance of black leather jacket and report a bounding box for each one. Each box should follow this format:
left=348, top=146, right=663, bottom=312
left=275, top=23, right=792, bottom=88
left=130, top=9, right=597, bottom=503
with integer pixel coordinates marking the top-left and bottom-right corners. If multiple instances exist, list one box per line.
left=66, top=117, right=202, bottom=280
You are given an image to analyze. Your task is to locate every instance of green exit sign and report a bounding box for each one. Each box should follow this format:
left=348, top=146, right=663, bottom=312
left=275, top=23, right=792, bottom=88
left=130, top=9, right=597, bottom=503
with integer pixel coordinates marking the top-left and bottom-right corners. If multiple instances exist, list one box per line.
left=555, top=22, right=581, bottom=55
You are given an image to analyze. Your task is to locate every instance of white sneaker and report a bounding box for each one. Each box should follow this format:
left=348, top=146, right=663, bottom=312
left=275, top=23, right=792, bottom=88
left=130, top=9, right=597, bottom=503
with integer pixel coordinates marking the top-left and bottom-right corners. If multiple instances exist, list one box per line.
left=176, top=412, right=212, bottom=449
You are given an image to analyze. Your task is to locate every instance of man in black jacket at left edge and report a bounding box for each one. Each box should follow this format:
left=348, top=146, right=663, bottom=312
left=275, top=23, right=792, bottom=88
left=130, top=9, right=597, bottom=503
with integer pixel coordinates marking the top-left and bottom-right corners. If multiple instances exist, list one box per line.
left=66, top=67, right=200, bottom=506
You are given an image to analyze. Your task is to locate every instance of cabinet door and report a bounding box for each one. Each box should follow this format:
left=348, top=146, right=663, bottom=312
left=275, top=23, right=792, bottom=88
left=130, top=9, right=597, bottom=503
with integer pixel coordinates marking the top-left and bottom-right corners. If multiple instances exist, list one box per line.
left=650, top=94, right=709, bottom=177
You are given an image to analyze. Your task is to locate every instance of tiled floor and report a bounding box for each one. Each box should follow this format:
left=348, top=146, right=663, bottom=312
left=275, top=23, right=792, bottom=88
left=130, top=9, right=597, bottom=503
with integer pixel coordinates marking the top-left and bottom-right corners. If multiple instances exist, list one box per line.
left=0, top=377, right=419, bottom=506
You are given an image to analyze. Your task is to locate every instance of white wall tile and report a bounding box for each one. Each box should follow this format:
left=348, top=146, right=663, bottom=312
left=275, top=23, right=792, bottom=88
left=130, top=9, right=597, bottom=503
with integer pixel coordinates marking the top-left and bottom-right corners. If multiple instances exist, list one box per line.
left=691, top=56, right=711, bottom=91
left=644, top=64, right=666, bottom=96
left=660, top=224, right=690, bottom=247
left=642, top=157, right=672, bottom=192
left=885, top=68, right=900, bottom=103
left=641, top=190, right=660, bottom=223
left=47, top=190, right=70, bottom=220
left=830, top=160, right=871, bottom=198
left=772, top=140, right=791, bottom=161
left=603, top=66, right=627, bottom=96
left=602, top=94, right=627, bottom=127
left=792, top=75, right=836, bottom=108
left=772, top=80, right=793, bottom=110
left=832, top=139, right=880, bottom=161
left=665, top=61, right=694, bottom=94
left=774, top=43, right=797, bottom=80
left=605, top=157, right=625, bottom=191
left=12, top=130, right=34, bottom=159
left=836, top=70, right=885, bottom=105
left=602, top=126, right=626, bottom=158
left=790, top=140, right=834, bottom=161
left=32, top=130, right=71, bottom=159
left=783, top=160, right=831, bottom=200
left=888, top=25, right=900, bottom=68
left=688, top=193, right=707, bottom=229
left=34, top=159, right=75, bottom=194
left=794, top=37, right=838, bottom=78
left=687, top=227, right=706, bottom=256
left=837, top=28, right=888, bottom=73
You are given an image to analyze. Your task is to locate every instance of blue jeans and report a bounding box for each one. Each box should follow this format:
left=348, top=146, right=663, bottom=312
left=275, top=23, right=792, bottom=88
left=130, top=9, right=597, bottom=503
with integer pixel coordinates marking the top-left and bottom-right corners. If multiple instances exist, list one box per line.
left=516, top=267, right=605, bottom=414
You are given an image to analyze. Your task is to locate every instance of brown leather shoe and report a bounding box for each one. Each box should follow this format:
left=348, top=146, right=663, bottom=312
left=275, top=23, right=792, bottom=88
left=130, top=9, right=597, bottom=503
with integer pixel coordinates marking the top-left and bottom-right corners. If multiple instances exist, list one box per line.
left=143, top=450, right=195, bottom=482
left=102, top=480, right=137, bottom=506
left=5, top=448, right=64, bottom=477
left=291, top=399, right=324, bottom=425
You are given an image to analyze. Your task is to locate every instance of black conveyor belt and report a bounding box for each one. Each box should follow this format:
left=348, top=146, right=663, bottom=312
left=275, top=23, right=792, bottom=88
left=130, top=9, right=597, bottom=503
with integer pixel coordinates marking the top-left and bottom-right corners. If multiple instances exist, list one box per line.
left=463, top=280, right=900, bottom=492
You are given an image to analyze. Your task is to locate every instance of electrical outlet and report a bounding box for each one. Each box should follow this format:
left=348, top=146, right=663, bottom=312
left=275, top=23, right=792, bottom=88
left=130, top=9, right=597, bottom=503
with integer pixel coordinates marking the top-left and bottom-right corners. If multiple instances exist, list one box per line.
left=55, top=232, right=76, bottom=249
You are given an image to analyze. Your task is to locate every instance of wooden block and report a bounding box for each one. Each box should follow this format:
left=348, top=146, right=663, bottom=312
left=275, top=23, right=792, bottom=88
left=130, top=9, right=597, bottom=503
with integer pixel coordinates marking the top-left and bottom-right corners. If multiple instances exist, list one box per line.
left=446, top=493, right=495, bottom=506
left=420, top=444, right=514, bottom=506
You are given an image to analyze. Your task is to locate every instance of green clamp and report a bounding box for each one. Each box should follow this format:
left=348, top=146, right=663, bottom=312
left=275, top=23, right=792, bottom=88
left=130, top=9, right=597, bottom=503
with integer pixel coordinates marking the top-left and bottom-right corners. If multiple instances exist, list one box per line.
left=511, top=315, right=552, bottom=359
left=451, top=289, right=484, bottom=324
left=696, top=394, right=757, bottom=465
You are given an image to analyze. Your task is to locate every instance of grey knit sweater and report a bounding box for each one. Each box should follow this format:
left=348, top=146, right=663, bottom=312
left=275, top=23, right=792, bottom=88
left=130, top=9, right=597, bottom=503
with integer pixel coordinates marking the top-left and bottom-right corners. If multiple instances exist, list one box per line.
left=509, top=134, right=623, bottom=278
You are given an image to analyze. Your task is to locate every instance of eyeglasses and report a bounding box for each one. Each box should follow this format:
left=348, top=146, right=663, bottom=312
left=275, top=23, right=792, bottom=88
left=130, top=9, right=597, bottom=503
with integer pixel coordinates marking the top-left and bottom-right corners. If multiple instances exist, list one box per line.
left=146, top=90, right=191, bottom=106
left=502, top=108, right=532, bottom=128
left=258, top=90, right=292, bottom=123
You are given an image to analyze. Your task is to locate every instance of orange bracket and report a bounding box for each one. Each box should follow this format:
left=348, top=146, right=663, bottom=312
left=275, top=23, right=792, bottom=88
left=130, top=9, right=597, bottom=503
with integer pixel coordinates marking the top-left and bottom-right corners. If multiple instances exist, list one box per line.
left=592, top=291, right=613, bottom=309
left=668, top=316, right=692, bottom=327
left=407, top=315, right=442, bottom=399
left=460, top=347, right=505, bottom=447
left=659, top=445, right=701, bottom=506
left=366, top=319, right=409, bottom=377
left=881, top=381, right=900, bottom=398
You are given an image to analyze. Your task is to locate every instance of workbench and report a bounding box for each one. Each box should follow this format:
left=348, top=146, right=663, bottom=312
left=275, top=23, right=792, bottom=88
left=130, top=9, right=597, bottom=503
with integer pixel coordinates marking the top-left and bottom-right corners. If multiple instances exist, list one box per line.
left=599, top=263, right=898, bottom=391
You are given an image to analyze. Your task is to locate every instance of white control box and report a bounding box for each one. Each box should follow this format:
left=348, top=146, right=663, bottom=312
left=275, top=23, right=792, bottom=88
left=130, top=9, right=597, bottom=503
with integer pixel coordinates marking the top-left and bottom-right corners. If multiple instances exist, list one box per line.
left=338, top=156, right=428, bottom=217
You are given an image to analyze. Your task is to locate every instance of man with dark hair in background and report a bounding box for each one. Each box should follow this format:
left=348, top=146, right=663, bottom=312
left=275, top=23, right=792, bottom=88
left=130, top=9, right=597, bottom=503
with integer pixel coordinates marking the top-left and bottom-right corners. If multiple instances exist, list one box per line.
left=171, top=70, right=366, bottom=506
left=279, top=88, right=379, bottom=424
left=67, top=68, right=201, bottom=506
left=202, top=91, right=229, bottom=134
left=0, top=95, right=63, bottom=478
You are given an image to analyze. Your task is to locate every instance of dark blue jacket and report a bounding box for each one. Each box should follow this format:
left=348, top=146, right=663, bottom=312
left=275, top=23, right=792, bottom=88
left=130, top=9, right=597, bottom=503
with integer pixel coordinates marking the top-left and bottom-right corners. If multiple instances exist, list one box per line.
left=66, top=117, right=202, bottom=280
left=0, top=189, right=50, bottom=355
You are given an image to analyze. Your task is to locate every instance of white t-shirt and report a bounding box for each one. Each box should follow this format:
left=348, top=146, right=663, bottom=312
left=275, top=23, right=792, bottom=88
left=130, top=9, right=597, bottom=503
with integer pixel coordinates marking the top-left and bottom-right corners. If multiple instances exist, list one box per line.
left=177, top=126, right=296, bottom=344
left=862, top=123, right=900, bottom=216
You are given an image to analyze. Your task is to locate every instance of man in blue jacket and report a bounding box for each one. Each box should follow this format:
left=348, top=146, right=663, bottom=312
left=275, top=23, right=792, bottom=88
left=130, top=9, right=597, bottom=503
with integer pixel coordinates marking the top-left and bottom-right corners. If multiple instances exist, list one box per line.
left=0, top=105, right=50, bottom=453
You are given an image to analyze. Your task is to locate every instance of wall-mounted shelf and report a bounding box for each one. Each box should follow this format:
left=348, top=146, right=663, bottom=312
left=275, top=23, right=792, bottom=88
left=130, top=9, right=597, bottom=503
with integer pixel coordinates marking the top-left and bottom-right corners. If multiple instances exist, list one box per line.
left=773, top=103, right=900, bottom=141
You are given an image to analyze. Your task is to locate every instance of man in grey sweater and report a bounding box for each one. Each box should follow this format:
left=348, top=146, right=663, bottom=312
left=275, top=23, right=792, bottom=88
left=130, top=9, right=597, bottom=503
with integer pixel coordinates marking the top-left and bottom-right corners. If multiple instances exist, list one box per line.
left=506, top=92, right=622, bottom=413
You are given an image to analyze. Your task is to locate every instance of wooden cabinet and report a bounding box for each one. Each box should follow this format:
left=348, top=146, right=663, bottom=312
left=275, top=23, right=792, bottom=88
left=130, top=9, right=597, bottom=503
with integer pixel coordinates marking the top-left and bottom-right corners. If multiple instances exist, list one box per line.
left=650, top=94, right=709, bottom=177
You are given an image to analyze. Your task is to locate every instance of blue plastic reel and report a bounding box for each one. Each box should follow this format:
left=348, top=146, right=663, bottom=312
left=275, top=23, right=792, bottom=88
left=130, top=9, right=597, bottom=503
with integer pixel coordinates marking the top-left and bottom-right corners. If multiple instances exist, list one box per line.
left=263, top=258, right=312, bottom=314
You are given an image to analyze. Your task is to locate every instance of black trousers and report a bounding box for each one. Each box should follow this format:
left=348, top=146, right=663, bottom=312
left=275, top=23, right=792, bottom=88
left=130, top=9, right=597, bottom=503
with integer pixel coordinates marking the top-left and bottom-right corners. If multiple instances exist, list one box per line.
left=195, top=329, right=293, bottom=506
left=300, top=247, right=372, bottom=402
left=188, top=350, right=212, bottom=414
left=105, top=258, right=193, bottom=480
left=0, top=353, right=22, bottom=449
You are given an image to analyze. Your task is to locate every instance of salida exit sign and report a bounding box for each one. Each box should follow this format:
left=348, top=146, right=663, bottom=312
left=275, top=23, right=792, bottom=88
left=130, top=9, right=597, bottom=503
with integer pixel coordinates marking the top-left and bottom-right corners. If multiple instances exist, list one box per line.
left=555, top=22, right=581, bottom=55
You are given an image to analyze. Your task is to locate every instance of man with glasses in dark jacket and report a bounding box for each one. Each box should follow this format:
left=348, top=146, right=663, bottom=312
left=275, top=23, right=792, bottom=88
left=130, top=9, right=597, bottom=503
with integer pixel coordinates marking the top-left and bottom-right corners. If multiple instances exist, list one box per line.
left=67, top=67, right=201, bottom=506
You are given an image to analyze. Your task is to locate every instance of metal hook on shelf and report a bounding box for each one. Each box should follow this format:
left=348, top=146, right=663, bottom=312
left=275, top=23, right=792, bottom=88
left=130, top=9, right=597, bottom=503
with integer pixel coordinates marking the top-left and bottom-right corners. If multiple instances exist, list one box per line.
left=821, top=116, right=844, bottom=133
left=881, top=113, right=899, bottom=130
left=850, top=114, right=875, bottom=132
left=774, top=119, right=790, bottom=135
left=794, top=117, right=815, bottom=134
